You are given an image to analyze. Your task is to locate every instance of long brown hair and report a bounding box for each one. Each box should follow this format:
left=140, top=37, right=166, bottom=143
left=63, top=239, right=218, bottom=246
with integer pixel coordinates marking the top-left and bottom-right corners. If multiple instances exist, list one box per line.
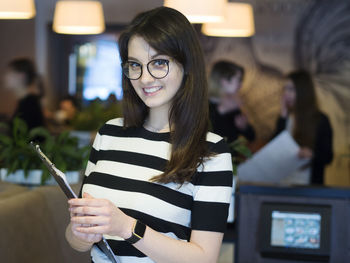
left=288, top=70, right=320, bottom=149
left=118, top=7, right=210, bottom=184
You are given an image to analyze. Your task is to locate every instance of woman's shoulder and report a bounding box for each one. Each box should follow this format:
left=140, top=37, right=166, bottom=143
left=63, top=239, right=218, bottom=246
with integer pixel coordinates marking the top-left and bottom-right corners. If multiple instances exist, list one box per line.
left=105, top=117, right=124, bottom=127
left=97, top=117, right=124, bottom=135
left=206, top=131, right=223, bottom=143
left=206, top=131, right=231, bottom=154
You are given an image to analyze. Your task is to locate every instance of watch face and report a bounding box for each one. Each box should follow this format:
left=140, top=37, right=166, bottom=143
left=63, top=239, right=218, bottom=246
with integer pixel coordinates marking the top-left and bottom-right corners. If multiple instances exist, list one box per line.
left=134, top=220, right=146, bottom=239
left=125, top=220, right=147, bottom=244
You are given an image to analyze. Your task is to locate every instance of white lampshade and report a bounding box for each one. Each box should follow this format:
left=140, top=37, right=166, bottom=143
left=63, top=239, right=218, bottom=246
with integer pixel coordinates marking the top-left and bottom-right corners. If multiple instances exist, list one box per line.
left=0, top=0, right=36, bottom=19
left=202, top=3, right=255, bottom=37
left=164, top=0, right=226, bottom=23
left=53, top=1, right=105, bottom=35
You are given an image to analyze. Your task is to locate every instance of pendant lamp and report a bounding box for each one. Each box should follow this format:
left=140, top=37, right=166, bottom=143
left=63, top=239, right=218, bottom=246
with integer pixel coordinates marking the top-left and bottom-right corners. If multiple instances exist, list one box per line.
left=53, top=1, right=105, bottom=35
left=0, top=0, right=36, bottom=19
left=202, top=2, right=255, bottom=37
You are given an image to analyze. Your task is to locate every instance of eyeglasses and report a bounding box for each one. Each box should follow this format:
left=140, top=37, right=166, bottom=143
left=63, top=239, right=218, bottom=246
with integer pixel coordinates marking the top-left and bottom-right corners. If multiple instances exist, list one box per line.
left=122, top=59, right=170, bottom=80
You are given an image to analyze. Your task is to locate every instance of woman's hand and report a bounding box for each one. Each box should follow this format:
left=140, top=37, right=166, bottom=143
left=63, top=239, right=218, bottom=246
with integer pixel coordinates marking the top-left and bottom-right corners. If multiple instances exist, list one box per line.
left=298, top=147, right=313, bottom=159
left=70, top=215, right=103, bottom=244
left=69, top=193, right=103, bottom=244
left=68, top=193, right=134, bottom=240
left=234, top=113, right=248, bottom=130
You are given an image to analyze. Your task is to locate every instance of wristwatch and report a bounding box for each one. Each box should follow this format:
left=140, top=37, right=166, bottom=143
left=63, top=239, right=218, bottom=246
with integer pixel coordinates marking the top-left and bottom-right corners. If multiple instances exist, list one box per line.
left=125, top=220, right=146, bottom=244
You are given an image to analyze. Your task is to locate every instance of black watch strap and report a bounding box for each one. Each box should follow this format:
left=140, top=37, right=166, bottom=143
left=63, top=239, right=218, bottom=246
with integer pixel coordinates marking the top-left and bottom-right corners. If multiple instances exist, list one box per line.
left=125, top=220, right=146, bottom=244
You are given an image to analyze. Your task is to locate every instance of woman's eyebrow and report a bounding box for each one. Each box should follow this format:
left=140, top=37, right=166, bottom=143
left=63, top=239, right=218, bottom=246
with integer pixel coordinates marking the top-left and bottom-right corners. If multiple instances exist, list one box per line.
left=127, top=54, right=167, bottom=61
left=127, top=56, right=140, bottom=61
left=150, top=53, right=165, bottom=59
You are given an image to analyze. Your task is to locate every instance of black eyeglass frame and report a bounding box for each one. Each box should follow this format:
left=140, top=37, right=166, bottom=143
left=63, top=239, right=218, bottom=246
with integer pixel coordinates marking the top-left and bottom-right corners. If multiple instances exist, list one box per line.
left=121, top=59, right=170, bottom=80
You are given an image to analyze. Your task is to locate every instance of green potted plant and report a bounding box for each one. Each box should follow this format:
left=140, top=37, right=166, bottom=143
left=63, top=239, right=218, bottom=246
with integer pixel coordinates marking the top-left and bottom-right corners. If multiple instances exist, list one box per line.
left=72, top=100, right=123, bottom=131
left=0, top=117, right=90, bottom=186
left=229, top=137, right=252, bottom=175
left=67, top=100, right=123, bottom=149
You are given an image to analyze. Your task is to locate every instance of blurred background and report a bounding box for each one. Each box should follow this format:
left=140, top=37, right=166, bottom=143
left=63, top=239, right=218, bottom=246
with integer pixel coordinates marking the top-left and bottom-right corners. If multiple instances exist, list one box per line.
left=0, top=0, right=349, bottom=184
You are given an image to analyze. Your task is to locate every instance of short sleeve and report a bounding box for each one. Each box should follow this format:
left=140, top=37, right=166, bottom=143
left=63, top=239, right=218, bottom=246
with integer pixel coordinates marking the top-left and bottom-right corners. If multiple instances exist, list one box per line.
left=191, top=138, right=233, bottom=233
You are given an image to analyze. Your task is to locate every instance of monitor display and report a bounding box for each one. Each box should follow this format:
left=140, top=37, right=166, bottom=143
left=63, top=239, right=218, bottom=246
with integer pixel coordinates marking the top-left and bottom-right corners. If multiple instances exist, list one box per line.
left=70, top=39, right=123, bottom=102
left=259, top=202, right=331, bottom=261
left=270, top=211, right=321, bottom=249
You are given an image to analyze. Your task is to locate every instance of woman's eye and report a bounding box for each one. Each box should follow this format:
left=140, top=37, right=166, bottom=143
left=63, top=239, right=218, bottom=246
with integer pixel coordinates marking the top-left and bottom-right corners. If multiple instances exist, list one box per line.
left=129, top=62, right=140, bottom=69
left=152, top=59, right=168, bottom=67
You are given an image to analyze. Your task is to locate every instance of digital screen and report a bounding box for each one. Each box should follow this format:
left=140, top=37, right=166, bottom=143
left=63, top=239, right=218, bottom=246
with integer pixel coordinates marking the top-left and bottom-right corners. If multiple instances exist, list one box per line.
left=271, top=211, right=321, bottom=249
left=74, top=40, right=123, bottom=101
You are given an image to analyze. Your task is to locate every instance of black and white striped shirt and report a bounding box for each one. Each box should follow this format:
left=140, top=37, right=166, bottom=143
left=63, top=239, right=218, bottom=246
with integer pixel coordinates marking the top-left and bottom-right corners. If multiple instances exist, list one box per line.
left=81, top=118, right=233, bottom=262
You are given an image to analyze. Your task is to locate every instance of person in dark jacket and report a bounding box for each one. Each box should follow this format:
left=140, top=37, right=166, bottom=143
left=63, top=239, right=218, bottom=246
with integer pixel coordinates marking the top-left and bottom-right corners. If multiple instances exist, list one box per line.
left=273, top=70, right=333, bottom=185
left=208, top=61, right=255, bottom=144
left=4, top=58, right=45, bottom=130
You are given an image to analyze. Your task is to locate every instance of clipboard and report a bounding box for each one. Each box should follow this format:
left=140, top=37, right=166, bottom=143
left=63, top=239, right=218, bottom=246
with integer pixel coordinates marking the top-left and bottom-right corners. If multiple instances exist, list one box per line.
left=30, top=142, right=120, bottom=263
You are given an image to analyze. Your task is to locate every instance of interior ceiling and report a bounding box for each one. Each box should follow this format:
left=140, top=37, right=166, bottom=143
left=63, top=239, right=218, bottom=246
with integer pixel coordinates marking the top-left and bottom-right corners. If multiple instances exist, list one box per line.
left=101, top=0, right=163, bottom=24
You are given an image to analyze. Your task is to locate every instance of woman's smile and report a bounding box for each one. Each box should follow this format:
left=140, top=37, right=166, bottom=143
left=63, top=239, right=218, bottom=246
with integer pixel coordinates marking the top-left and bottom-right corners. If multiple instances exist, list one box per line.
left=142, top=86, right=163, bottom=96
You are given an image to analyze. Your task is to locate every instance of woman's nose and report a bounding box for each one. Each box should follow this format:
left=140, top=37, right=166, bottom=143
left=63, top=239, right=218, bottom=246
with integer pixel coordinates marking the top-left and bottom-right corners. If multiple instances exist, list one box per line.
left=140, top=66, right=155, bottom=84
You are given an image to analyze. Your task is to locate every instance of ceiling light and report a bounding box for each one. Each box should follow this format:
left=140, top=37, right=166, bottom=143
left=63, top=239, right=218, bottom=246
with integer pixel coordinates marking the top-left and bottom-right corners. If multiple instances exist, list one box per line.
left=202, top=3, right=255, bottom=37
left=0, top=0, right=36, bottom=19
left=53, top=1, right=105, bottom=35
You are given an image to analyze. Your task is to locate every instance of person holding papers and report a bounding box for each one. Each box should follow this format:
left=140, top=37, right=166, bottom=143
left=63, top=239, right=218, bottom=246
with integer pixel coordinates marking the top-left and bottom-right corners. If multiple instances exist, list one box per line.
left=65, top=7, right=233, bottom=263
left=273, top=70, right=333, bottom=185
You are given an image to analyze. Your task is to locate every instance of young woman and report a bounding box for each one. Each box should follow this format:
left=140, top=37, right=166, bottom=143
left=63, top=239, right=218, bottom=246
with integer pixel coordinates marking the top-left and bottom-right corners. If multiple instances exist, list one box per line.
left=66, top=7, right=233, bottom=263
left=273, top=70, right=333, bottom=185
left=208, top=61, right=255, bottom=144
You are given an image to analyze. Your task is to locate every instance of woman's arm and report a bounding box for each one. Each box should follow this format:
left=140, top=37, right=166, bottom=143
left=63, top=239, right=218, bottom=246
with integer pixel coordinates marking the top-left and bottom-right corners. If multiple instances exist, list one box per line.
left=69, top=194, right=224, bottom=263
left=135, top=227, right=223, bottom=263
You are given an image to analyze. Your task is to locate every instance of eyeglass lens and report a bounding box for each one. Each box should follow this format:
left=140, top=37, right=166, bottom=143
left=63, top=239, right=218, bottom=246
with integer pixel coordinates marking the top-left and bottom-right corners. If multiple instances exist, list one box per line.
left=123, top=59, right=169, bottom=80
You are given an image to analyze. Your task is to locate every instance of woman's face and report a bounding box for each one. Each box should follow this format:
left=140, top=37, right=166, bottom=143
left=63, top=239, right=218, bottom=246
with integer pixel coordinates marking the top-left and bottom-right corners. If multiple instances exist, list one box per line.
left=283, top=79, right=296, bottom=109
left=128, top=35, right=184, bottom=112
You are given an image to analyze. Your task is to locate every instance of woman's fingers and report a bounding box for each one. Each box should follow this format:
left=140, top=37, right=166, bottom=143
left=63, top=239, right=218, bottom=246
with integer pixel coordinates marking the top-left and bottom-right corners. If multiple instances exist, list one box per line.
left=75, top=224, right=110, bottom=235
left=69, top=205, right=107, bottom=216
left=71, top=215, right=110, bottom=225
left=83, top=192, right=94, bottom=199
left=68, top=197, right=109, bottom=207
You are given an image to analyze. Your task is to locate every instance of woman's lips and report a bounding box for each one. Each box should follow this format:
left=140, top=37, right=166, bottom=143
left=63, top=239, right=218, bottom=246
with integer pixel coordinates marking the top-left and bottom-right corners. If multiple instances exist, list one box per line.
left=142, top=86, right=163, bottom=96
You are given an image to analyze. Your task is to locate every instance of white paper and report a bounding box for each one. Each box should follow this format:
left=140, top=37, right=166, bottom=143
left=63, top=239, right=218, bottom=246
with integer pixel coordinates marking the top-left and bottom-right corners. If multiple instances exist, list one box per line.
left=237, top=131, right=310, bottom=184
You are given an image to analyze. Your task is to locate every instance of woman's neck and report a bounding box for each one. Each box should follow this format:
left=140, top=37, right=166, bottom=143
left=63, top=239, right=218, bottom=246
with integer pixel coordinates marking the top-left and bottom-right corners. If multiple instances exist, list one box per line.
left=145, top=107, right=170, bottom=133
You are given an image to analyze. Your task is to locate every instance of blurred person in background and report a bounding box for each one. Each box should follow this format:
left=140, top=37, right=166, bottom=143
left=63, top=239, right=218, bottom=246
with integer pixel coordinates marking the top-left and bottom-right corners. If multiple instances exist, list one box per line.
left=208, top=60, right=255, bottom=144
left=3, top=57, right=45, bottom=130
left=54, top=95, right=79, bottom=127
left=273, top=70, right=333, bottom=185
